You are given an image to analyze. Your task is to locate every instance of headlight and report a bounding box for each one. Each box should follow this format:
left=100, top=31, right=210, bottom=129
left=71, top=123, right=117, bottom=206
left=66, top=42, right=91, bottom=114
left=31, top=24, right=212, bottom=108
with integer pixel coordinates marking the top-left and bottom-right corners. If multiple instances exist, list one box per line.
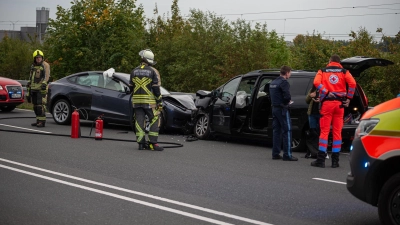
left=354, top=119, right=379, bottom=139
left=0, top=85, right=3, bottom=90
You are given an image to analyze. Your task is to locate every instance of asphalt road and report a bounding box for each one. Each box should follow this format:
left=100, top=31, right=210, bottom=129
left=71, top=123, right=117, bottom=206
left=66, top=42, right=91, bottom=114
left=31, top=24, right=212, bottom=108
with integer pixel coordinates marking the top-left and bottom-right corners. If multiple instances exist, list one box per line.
left=0, top=109, right=380, bottom=225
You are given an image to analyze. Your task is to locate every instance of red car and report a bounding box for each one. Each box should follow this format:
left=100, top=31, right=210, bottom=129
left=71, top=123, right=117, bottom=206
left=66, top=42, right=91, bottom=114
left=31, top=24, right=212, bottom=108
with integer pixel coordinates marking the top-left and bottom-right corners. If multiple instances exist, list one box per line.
left=0, top=77, right=24, bottom=112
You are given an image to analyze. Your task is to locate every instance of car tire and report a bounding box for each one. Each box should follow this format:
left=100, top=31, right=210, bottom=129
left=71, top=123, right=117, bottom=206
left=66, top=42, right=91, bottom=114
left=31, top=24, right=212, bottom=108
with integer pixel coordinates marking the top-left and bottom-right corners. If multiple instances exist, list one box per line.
left=194, top=114, right=210, bottom=139
left=0, top=105, right=16, bottom=112
left=378, top=172, right=400, bottom=225
left=291, top=129, right=306, bottom=152
left=52, top=99, right=72, bottom=125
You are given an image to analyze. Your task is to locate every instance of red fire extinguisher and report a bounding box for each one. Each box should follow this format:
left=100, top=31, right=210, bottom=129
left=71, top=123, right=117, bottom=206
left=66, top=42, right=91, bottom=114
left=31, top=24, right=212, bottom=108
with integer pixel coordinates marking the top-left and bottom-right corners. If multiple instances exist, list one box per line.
left=71, top=109, right=80, bottom=138
left=95, top=116, right=103, bottom=140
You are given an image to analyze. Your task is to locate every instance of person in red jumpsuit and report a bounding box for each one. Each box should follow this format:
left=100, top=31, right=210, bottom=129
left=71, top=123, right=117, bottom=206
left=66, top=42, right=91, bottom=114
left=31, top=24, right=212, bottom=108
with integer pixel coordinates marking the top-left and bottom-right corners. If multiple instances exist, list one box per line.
left=311, top=55, right=356, bottom=168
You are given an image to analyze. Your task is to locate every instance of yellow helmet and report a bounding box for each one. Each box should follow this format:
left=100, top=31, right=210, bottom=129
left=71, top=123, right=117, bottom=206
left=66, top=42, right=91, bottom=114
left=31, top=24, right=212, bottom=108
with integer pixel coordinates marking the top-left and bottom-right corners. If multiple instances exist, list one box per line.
left=33, top=49, right=44, bottom=59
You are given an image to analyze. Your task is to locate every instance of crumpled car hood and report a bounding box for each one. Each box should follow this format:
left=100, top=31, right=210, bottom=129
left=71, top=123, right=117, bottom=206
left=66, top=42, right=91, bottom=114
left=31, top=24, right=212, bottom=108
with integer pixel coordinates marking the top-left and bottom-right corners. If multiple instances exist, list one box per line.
left=165, top=94, right=196, bottom=110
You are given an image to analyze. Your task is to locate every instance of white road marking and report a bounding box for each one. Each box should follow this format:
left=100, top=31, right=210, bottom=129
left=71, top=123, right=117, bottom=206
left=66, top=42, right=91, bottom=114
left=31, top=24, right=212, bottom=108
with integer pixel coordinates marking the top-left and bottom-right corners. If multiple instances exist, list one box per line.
left=15, top=108, right=51, bottom=115
left=313, top=178, right=346, bottom=185
left=15, top=108, right=33, bottom=112
left=0, top=124, right=52, bottom=133
left=0, top=158, right=273, bottom=225
left=0, top=164, right=233, bottom=225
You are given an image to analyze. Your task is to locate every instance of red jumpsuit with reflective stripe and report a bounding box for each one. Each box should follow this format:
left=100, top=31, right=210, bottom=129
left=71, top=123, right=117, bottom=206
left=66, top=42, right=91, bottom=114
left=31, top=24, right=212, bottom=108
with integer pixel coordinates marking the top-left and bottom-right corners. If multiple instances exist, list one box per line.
left=313, top=62, right=356, bottom=153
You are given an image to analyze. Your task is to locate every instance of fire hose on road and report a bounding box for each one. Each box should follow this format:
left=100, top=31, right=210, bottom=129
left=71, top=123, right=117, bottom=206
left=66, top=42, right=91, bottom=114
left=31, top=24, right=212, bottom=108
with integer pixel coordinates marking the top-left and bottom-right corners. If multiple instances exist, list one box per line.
left=0, top=116, right=184, bottom=149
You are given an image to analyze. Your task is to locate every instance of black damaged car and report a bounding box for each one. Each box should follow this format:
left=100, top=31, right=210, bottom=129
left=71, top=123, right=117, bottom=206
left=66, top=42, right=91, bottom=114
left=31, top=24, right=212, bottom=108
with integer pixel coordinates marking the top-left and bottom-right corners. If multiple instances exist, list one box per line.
left=47, top=71, right=196, bottom=131
left=191, top=56, right=393, bottom=151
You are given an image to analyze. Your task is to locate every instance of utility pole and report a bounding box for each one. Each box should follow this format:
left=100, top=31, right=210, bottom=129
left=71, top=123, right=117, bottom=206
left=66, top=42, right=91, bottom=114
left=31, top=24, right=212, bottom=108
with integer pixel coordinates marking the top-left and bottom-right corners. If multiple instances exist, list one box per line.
left=9, top=21, right=19, bottom=30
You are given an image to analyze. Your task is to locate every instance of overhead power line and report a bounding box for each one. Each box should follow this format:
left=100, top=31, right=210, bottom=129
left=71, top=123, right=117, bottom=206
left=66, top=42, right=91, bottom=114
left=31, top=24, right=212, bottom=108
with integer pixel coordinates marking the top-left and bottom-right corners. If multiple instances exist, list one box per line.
left=249, top=12, right=399, bottom=21
left=218, top=3, right=400, bottom=16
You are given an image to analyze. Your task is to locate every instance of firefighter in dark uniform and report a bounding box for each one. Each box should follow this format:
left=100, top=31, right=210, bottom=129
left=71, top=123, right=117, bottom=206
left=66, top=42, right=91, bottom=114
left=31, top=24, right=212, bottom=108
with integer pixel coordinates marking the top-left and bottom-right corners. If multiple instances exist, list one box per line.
left=269, top=66, right=298, bottom=161
left=129, top=49, right=163, bottom=151
left=27, top=50, right=50, bottom=127
left=312, top=54, right=356, bottom=168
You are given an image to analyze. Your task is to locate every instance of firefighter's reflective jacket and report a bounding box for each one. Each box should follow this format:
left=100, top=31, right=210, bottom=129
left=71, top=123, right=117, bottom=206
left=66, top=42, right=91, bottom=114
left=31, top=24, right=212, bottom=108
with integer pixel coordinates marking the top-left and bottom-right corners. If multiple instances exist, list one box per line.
left=29, top=61, right=50, bottom=91
left=130, top=63, right=161, bottom=108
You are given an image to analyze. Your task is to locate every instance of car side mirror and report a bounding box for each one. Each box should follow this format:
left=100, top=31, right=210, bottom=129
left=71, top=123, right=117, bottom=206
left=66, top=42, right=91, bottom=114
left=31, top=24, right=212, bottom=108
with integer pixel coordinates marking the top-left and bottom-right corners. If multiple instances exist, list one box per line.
left=124, top=86, right=131, bottom=94
left=212, top=89, right=220, bottom=98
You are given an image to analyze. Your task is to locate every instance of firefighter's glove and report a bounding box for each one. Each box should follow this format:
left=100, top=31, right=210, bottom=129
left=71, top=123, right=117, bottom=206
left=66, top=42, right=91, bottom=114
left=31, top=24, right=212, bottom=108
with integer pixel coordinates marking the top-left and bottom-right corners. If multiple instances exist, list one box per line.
left=41, top=83, right=47, bottom=90
left=156, top=102, right=163, bottom=111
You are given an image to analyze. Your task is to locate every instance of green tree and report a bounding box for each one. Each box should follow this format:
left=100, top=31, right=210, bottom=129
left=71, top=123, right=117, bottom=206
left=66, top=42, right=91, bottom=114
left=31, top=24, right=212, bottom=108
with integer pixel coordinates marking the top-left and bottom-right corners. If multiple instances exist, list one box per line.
left=290, top=32, right=343, bottom=70
left=343, top=28, right=396, bottom=106
left=0, top=35, right=41, bottom=80
left=45, top=0, right=146, bottom=79
left=146, top=1, right=289, bottom=92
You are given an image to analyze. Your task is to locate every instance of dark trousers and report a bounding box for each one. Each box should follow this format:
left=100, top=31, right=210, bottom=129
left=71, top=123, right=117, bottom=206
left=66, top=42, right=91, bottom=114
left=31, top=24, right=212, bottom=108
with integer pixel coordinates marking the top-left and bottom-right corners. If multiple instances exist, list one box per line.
left=272, top=107, right=292, bottom=158
left=31, top=91, right=46, bottom=121
left=134, top=107, right=160, bottom=144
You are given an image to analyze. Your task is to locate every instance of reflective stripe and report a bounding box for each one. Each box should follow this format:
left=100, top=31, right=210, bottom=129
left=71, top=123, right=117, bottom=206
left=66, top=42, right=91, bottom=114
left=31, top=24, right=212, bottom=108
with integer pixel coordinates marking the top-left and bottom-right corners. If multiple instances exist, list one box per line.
left=332, top=140, right=341, bottom=145
left=369, top=130, right=400, bottom=137
left=319, top=139, right=328, bottom=144
left=317, top=84, right=323, bottom=90
left=348, top=87, right=355, bottom=92
left=319, top=146, right=327, bottom=151
left=135, top=121, right=145, bottom=142
left=286, top=110, right=291, bottom=157
left=148, top=131, right=158, bottom=137
left=133, top=77, right=153, bottom=96
left=332, top=147, right=341, bottom=152
left=331, top=92, right=346, bottom=97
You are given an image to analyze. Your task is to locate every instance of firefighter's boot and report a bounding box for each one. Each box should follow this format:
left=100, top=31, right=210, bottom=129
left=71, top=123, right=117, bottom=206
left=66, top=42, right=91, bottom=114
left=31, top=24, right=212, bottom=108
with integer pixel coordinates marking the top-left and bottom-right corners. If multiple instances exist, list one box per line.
left=36, top=121, right=45, bottom=128
left=148, top=143, right=164, bottom=151
left=31, top=120, right=39, bottom=126
left=311, top=151, right=326, bottom=168
left=331, top=152, right=340, bottom=168
left=138, top=143, right=145, bottom=150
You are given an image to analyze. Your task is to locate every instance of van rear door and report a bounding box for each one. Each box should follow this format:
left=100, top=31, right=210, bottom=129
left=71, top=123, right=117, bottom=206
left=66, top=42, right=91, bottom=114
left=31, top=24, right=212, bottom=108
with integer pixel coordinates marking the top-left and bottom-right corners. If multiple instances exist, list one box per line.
left=341, top=56, right=394, bottom=77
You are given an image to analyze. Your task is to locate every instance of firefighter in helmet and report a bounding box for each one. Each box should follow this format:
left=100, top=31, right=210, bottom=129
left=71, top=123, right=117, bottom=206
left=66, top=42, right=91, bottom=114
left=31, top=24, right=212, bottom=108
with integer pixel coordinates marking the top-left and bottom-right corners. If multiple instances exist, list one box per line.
left=27, top=50, right=50, bottom=127
left=129, top=49, right=163, bottom=151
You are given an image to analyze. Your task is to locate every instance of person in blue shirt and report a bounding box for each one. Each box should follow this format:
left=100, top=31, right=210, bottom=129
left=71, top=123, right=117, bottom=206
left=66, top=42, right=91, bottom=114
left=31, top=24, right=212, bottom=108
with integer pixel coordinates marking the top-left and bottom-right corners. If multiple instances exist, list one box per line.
left=269, top=66, right=298, bottom=161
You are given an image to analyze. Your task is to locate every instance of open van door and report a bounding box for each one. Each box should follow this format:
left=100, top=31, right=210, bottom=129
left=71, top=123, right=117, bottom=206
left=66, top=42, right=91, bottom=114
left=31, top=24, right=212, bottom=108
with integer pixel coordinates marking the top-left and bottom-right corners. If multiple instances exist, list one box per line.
left=341, top=56, right=394, bottom=77
left=211, top=77, right=241, bottom=134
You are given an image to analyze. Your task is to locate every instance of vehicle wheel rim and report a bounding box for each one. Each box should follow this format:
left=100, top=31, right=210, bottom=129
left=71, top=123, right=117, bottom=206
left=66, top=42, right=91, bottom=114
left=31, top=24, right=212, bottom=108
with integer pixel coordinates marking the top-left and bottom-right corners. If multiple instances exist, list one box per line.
left=390, top=188, right=400, bottom=224
left=196, top=116, right=208, bottom=136
left=54, top=102, right=69, bottom=123
left=291, top=138, right=301, bottom=149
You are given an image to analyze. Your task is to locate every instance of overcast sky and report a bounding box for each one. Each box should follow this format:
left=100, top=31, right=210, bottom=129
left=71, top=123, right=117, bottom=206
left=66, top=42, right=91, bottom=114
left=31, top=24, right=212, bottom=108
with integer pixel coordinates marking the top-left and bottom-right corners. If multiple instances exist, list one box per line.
left=0, top=0, right=399, bottom=41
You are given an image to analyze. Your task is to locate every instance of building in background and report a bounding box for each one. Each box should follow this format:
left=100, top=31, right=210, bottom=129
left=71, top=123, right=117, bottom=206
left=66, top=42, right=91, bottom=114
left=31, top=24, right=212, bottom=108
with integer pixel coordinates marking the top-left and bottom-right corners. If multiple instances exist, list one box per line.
left=0, top=7, right=49, bottom=43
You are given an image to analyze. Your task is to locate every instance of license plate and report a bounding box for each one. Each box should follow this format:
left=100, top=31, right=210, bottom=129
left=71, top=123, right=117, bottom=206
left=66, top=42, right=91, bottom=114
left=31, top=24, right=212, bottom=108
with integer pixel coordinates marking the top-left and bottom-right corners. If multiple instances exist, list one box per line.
left=11, top=94, right=21, bottom=98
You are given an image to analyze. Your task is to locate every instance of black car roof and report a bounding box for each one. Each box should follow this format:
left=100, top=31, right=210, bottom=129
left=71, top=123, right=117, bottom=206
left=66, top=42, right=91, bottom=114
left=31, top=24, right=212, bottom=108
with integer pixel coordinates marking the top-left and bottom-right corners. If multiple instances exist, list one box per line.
left=243, top=69, right=316, bottom=77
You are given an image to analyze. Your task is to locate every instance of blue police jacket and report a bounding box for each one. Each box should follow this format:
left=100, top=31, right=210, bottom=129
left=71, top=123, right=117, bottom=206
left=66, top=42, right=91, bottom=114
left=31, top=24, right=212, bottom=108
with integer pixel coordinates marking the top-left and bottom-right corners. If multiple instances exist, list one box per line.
left=269, top=76, right=291, bottom=106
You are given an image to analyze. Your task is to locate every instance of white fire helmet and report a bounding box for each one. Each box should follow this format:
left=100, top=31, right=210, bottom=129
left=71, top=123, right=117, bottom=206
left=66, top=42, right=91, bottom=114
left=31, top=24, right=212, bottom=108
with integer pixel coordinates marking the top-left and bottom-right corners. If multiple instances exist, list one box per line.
left=139, top=49, right=156, bottom=65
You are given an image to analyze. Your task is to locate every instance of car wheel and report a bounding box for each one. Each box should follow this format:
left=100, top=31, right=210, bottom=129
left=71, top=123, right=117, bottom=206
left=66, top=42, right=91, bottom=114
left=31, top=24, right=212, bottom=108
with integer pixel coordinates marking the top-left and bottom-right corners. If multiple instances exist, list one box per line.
left=291, top=130, right=306, bottom=152
left=378, top=172, right=400, bottom=225
left=52, top=99, right=72, bottom=125
left=0, top=105, right=16, bottom=112
left=194, top=114, right=210, bottom=139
